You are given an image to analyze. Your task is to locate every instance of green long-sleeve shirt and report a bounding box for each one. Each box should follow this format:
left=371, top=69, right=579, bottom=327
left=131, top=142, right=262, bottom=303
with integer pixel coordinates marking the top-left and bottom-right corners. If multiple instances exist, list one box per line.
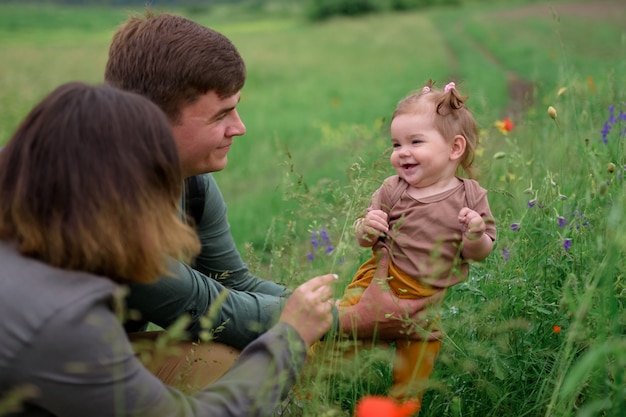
left=125, top=174, right=290, bottom=350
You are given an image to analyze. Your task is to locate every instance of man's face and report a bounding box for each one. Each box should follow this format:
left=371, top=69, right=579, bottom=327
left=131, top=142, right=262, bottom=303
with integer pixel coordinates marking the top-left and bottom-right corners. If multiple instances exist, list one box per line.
left=171, top=90, right=246, bottom=178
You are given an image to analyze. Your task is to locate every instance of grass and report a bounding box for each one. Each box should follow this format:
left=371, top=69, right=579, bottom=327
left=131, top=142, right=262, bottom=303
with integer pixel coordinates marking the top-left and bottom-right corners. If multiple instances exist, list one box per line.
left=0, top=1, right=624, bottom=416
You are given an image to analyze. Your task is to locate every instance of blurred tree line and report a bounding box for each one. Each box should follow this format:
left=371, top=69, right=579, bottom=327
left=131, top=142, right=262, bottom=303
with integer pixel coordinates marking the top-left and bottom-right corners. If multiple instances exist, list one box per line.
left=0, top=0, right=241, bottom=5
left=2, top=0, right=464, bottom=20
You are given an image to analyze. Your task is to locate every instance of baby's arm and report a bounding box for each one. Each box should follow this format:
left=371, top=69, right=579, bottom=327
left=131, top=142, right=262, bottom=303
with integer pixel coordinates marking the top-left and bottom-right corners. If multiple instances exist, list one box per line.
left=355, top=209, right=388, bottom=247
left=458, top=207, right=493, bottom=261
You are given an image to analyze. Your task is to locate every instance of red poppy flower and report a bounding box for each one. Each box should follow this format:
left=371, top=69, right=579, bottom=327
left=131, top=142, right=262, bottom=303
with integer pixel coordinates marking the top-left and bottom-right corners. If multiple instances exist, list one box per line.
left=355, top=396, right=420, bottom=417
left=495, top=117, right=514, bottom=134
left=553, top=325, right=561, bottom=334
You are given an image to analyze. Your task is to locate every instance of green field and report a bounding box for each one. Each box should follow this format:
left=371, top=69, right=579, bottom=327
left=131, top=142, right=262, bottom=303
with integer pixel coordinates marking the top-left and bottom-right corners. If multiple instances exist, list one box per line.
left=1, top=1, right=625, bottom=416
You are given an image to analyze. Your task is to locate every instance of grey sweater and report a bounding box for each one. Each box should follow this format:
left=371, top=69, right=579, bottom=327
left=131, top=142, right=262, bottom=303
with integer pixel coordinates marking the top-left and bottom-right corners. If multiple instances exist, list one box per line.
left=0, top=241, right=305, bottom=417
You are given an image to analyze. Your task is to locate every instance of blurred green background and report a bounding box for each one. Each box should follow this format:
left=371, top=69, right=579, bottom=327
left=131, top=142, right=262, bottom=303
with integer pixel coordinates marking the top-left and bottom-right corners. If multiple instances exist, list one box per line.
left=1, top=1, right=625, bottom=416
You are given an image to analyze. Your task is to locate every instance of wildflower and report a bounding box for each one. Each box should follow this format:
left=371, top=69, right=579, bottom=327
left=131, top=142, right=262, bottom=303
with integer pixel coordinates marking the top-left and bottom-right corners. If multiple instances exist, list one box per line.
left=308, top=226, right=334, bottom=261
left=557, top=87, right=567, bottom=96
left=494, top=117, right=514, bottom=134
left=310, top=230, right=319, bottom=249
left=600, top=105, right=626, bottom=144
left=510, top=223, right=520, bottom=232
left=355, top=396, right=419, bottom=417
left=553, top=325, right=561, bottom=334
left=527, top=199, right=536, bottom=208
left=548, top=106, right=558, bottom=120
left=502, top=248, right=509, bottom=261
left=319, top=227, right=334, bottom=253
left=608, top=162, right=616, bottom=173
left=557, top=216, right=567, bottom=228
left=563, top=238, right=572, bottom=252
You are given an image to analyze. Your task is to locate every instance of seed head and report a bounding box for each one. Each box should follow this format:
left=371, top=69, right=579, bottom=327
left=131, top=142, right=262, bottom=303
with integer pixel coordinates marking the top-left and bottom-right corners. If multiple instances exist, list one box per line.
left=608, top=162, right=616, bottom=173
left=548, top=106, right=558, bottom=120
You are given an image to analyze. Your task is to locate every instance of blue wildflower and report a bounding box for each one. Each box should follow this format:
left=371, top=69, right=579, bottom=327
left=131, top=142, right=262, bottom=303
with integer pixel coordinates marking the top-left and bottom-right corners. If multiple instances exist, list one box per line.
left=528, top=199, right=536, bottom=208
left=319, top=227, right=332, bottom=247
left=502, top=248, right=509, bottom=261
left=310, top=230, right=319, bottom=249
left=600, top=105, right=626, bottom=143
left=601, top=122, right=611, bottom=144
left=308, top=226, right=335, bottom=260
left=510, top=223, right=520, bottom=232
left=608, top=105, right=616, bottom=124
left=557, top=216, right=567, bottom=228
left=563, top=238, right=572, bottom=252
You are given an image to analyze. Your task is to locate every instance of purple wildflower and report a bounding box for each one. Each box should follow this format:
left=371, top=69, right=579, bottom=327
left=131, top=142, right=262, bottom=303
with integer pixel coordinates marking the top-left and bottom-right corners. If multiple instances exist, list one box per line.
left=310, top=230, right=319, bottom=249
left=319, top=227, right=332, bottom=247
left=528, top=199, right=536, bottom=208
left=308, top=227, right=335, bottom=260
left=307, top=252, right=314, bottom=262
left=502, top=248, right=509, bottom=261
left=608, top=105, right=616, bottom=124
left=510, top=223, right=520, bottom=232
left=557, top=216, right=567, bottom=228
left=600, top=105, right=626, bottom=143
left=563, top=238, right=572, bottom=252
left=601, top=122, right=611, bottom=143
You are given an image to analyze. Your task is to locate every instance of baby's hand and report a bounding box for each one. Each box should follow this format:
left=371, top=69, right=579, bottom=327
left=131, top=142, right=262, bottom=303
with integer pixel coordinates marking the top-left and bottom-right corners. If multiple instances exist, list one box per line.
left=458, top=207, right=485, bottom=241
left=363, top=210, right=388, bottom=235
left=356, top=210, right=388, bottom=245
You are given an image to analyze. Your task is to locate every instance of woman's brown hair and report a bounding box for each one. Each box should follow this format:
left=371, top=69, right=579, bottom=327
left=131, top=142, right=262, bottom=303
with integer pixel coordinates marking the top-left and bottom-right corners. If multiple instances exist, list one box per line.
left=0, top=82, right=200, bottom=283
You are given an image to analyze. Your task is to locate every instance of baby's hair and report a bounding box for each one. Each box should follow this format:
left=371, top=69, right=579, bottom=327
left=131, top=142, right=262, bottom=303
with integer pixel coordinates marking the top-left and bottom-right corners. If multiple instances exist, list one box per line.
left=392, top=79, right=480, bottom=178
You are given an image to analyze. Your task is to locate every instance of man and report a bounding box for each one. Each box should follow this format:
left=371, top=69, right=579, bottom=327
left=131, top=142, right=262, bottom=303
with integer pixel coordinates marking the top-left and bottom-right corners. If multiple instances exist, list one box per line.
left=104, top=11, right=442, bottom=385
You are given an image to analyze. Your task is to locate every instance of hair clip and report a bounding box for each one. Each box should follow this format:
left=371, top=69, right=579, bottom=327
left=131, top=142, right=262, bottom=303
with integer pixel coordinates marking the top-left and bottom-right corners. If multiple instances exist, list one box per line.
left=421, top=86, right=431, bottom=94
left=444, top=82, right=456, bottom=93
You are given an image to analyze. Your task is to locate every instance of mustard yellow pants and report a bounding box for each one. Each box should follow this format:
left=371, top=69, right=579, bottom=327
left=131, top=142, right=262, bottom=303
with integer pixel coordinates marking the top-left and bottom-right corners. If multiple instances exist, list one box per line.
left=339, top=255, right=442, bottom=408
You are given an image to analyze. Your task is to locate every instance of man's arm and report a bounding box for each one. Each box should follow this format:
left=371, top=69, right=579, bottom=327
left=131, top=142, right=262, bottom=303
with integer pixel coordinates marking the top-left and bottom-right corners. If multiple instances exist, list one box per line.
left=193, top=174, right=288, bottom=296
left=337, top=247, right=445, bottom=341
left=126, top=260, right=286, bottom=350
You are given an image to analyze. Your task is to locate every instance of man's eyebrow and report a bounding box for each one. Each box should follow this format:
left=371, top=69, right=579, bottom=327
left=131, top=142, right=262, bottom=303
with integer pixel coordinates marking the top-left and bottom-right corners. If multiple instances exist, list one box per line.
left=211, top=106, right=233, bottom=120
left=213, top=96, right=241, bottom=118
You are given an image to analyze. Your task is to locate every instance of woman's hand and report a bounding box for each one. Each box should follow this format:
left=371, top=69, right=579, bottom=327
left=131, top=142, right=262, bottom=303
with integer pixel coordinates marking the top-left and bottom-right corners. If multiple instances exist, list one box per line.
left=279, top=273, right=337, bottom=346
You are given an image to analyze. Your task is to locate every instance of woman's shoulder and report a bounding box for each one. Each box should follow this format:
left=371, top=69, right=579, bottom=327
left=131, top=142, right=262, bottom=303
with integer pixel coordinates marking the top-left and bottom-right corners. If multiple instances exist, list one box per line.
left=0, top=241, right=117, bottom=361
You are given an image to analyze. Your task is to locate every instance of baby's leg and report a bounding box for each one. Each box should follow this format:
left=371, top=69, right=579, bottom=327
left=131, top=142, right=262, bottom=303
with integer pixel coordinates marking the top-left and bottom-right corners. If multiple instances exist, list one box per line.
left=390, top=338, right=442, bottom=409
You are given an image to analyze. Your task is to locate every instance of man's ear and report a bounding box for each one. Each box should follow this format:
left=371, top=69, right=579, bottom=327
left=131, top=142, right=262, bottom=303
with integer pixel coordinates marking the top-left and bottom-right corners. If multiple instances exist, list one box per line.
left=450, top=135, right=466, bottom=161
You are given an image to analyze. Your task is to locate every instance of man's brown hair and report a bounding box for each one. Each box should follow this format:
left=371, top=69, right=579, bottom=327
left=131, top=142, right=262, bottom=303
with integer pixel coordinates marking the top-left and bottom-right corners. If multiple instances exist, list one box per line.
left=0, top=82, right=200, bottom=283
left=104, top=12, right=246, bottom=123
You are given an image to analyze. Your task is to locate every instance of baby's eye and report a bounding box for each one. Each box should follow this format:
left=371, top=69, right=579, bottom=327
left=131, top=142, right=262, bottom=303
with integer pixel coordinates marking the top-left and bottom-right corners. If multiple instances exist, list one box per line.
left=392, top=143, right=400, bottom=148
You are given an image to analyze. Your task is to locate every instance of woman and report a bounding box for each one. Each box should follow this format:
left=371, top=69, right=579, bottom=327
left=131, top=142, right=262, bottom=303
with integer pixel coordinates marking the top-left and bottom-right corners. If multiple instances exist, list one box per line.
left=0, top=82, right=335, bottom=416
